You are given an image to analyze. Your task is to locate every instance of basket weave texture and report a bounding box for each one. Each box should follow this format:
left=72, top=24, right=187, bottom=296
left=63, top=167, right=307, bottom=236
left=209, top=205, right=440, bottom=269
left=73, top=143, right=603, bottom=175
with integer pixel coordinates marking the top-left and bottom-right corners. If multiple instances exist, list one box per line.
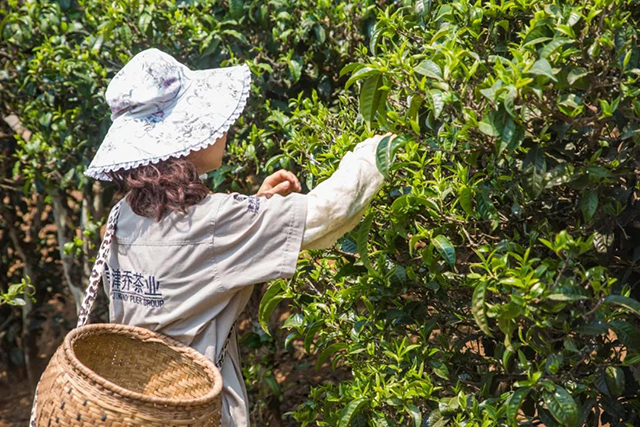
left=34, top=323, right=222, bottom=426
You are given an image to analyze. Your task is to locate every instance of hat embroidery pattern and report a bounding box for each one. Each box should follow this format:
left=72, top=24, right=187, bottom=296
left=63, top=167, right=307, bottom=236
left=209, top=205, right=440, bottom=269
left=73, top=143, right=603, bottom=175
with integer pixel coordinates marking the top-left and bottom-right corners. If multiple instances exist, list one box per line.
left=85, top=48, right=251, bottom=181
left=108, top=52, right=188, bottom=119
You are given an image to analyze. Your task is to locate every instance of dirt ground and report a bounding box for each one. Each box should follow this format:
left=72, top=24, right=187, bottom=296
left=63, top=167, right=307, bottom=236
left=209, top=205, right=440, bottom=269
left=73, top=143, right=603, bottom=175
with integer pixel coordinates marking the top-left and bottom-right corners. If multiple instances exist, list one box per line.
left=0, top=385, right=31, bottom=426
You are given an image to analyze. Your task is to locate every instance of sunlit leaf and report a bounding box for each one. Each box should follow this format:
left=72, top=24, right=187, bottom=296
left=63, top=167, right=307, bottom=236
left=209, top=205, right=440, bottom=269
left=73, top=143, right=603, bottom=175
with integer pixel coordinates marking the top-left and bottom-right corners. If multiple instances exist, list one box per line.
left=604, top=295, right=640, bottom=317
left=359, top=73, right=383, bottom=123
left=472, top=280, right=492, bottom=336
left=432, top=235, right=455, bottom=267
left=376, top=134, right=407, bottom=178
left=316, top=342, right=348, bottom=370
left=356, top=213, right=374, bottom=270
left=528, top=58, right=558, bottom=82
left=459, top=185, right=474, bottom=216
left=258, top=280, right=286, bottom=336
left=522, top=144, right=547, bottom=197
left=609, top=321, right=640, bottom=352
left=345, top=67, right=378, bottom=89
left=543, top=385, right=579, bottom=427
left=507, top=387, right=531, bottom=425
left=338, top=398, right=367, bottom=427
left=414, top=59, right=442, bottom=80
left=429, top=89, right=445, bottom=119
left=605, top=366, right=625, bottom=397
left=540, top=38, right=571, bottom=58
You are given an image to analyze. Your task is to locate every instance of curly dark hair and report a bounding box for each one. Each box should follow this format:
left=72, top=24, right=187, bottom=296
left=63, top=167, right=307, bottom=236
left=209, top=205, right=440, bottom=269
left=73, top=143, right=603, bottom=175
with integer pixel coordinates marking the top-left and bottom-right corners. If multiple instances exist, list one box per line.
left=107, top=157, right=209, bottom=221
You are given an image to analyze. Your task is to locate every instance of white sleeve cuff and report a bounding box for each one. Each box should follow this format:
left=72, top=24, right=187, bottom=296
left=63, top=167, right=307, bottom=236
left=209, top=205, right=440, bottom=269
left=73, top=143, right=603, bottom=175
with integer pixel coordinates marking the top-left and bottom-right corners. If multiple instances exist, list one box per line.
left=301, top=135, right=386, bottom=250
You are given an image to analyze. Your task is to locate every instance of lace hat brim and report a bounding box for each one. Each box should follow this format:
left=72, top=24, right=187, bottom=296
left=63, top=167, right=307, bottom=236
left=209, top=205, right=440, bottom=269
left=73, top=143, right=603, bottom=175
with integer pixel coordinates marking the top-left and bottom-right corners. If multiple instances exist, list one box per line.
left=84, top=64, right=251, bottom=181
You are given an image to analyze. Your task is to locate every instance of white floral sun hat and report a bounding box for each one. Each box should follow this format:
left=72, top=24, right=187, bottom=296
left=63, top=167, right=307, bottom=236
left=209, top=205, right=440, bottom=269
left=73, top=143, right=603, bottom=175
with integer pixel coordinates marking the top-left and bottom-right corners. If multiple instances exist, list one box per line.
left=84, top=48, right=251, bottom=181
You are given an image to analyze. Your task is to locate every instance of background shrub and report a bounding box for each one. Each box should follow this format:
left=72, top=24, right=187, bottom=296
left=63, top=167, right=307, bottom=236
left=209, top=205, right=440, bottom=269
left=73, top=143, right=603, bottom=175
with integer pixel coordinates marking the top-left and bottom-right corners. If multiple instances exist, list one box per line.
left=2, top=0, right=640, bottom=425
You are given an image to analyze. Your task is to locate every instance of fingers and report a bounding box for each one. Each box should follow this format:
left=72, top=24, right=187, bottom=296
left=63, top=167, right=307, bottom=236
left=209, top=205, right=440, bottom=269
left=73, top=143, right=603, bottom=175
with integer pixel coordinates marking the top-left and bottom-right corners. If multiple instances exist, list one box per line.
left=272, top=180, right=292, bottom=194
left=269, top=169, right=301, bottom=192
left=257, top=169, right=302, bottom=199
left=282, top=169, right=301, bottom=192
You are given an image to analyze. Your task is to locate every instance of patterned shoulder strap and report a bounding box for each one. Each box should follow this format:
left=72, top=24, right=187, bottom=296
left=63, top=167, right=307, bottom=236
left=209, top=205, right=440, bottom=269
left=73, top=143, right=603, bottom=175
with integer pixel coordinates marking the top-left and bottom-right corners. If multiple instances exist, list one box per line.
left=76, top=198, right=125, bottom=327
left=31, top=198, right=125, bottom=426
left=215, top=317, right=238, bottom=369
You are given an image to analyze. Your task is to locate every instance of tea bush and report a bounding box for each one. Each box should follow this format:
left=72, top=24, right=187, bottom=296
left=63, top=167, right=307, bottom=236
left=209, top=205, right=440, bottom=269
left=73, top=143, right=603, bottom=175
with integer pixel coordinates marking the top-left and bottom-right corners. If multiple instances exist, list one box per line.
left=261, top=0, right=640, bottom=425
left=2, top=0, right=640, bottom=425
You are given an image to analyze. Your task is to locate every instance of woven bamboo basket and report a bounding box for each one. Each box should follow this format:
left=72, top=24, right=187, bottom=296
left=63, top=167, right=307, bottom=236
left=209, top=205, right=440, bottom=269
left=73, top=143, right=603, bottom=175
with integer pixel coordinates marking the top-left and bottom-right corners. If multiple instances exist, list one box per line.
left=33, top=323, right=223, bottom=426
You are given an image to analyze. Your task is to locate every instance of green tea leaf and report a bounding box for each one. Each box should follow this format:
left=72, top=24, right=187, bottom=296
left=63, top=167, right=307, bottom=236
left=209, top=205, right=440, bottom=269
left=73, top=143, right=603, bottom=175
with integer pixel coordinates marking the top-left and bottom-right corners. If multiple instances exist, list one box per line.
left=408, top=403, right=422, bottom=427
left=375, top=135, right=406, bottom=178
left=459, top=185, right=474, bottom=216
left=478, top=114, right=499, bottom=136
left=340, top=237, right=358, bottom=254
left=415, top=0, right=432, bottom=17
left=603, top=295, right=640, bottom=317
left=258, top=280, right=286, bottom=336
left=288, top=58, right=303, bottom=83
left=229, top=0, right=244, bottom=20
left=339, top=63, right=362, bottom=77
left=543, top=386, right=579, bottom=427
left=624, top=353, right=640, bottom=366
left=414, top=59, right=442, bottom=80
left=138, top=13, right=152, bottom=34
left=359, top=73, right=383, bottom=123
left=522, top=144, right=547, bottom=198
left=472, top=281, right=492, bottom=336
left=433, top=235, right=455, bottom=267
left=304, top=321, right=324, bottom=353
left=345, top=67, right=378, bottom=89
left=222, top=29, right=248, bottom=44
left=369, top=22, right=383, bottom=55
left=282, top=313, right=304, bottom=330
left=429, top=89, right=445, bottom=119
left=314, top=24, right=326, bottom=43
left=356, top=213, right=375, bottom=270
left=504, top=86, right=517, bottom=117
left=547, top=285, right=588, bottom=301
left=576, top=319, right=608, bottom=336
left=609, top=321, right=640, bottom=352
left=316, top=342, right=348, bottom=370
left=430, top=360, right=449, bottom=379
left=500, top=115, right=515, bottom=147
left=540, top=38, right=571, bottom=59
left=581, top=190, right=598, bottom=222
left=567, top=67, right=589, bottom=85
left=605, top=366, right=625, bottom=397
left=10, top=297, right=26, bottom=306
left=528, top=58, right=558, bottom=82
left=546, top=353, right=563, bottom=375
left=507, top=387, right=532, bottom=425
left=480, top=80, right=503, bottom=102
left=339, top=398, right=367, bottom=427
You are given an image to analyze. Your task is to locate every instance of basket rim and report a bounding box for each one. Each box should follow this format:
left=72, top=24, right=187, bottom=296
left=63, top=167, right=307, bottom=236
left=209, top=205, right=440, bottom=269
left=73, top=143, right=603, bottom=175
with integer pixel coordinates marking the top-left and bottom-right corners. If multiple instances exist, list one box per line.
left=62, top=323, right=223, bottom=407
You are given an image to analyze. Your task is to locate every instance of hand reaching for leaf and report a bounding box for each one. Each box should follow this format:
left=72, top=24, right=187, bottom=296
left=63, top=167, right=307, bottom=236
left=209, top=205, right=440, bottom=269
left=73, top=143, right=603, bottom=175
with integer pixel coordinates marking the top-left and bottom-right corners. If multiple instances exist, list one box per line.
left=257, top=169, right=302, bottom=198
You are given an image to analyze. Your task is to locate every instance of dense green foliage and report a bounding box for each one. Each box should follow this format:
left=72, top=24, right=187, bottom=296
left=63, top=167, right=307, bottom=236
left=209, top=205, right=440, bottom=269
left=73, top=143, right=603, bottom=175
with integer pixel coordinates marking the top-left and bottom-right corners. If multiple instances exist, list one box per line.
left=2, top=0, right=640, bottom=425
left=262, top=0, right=640, bottom=425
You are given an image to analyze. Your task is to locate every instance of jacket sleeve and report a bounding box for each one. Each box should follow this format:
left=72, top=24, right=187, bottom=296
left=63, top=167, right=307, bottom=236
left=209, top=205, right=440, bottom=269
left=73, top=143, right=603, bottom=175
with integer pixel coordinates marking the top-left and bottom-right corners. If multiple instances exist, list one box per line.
left=301, top=134, right=387, bottom=250
left=213, top=192, right=307, bottom=291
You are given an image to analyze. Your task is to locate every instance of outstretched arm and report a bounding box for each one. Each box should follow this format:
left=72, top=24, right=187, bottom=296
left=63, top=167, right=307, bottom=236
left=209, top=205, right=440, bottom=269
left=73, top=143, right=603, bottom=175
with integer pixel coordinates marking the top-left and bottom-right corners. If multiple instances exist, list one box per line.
left=301, top=134, right=392, bottom=250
